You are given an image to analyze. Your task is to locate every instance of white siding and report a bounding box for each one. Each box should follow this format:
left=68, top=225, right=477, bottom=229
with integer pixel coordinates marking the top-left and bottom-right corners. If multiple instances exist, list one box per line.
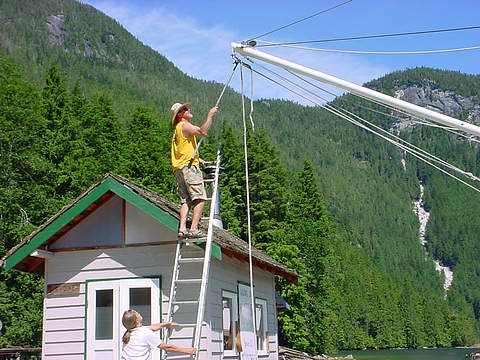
left=206, top=254, right=279, bottom=360
left=125, top=202, right=177, bottom=244
left=50, top=196, right=123, bottom=250
left=43, top=244, right=177, bottom=360
left=43, top=206, right=279, bottom=360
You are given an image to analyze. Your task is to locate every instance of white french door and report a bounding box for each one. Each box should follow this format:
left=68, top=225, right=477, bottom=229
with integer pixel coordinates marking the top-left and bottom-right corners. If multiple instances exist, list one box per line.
left=86, top=277, right=161, bottom=360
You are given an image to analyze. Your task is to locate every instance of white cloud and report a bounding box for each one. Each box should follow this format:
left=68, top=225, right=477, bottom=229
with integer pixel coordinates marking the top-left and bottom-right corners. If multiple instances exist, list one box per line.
left=84, top=0, right=391, bottom=105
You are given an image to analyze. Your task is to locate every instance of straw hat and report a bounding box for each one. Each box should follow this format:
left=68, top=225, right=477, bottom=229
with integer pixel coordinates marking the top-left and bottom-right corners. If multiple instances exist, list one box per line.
left=170, top=102, right=191, bottom=126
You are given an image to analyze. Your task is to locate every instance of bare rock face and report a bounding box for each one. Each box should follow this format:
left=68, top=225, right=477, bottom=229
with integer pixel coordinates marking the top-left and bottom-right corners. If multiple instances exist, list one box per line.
left=391, top=80, right=480, bottom=132
left=45, top=14, right=117, bottom=61
left=46, top=14, right=66, bottom=45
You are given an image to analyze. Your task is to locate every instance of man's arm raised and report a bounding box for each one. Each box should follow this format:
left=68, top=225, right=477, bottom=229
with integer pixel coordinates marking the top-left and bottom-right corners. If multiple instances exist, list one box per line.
left=182, top=106, right=218, bottom=138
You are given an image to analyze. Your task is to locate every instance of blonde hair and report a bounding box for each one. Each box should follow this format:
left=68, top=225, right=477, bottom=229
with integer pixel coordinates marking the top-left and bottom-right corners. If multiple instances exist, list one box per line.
left=122, top=310, right=138, bottom=344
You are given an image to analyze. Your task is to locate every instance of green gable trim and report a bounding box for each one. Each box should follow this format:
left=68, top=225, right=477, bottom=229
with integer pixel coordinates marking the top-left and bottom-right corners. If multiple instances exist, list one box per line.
left=195, top=241, right=222, bottom=261
left=104, top=178, right=179, bottom=232
left=4, top=177, right=180, bottom=271
left=4, top=180, right=112, bottom=272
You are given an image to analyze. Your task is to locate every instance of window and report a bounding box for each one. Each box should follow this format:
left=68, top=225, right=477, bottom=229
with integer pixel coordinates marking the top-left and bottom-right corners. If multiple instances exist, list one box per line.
left=95, top=289, right=113, bottom=340
left=129, top=287, right=152, bottom=325
left=86, top=278, right=160, bottom=360
left=222, top=290, right=238, bottom=356
left=255, top=298, right=268, bottom=354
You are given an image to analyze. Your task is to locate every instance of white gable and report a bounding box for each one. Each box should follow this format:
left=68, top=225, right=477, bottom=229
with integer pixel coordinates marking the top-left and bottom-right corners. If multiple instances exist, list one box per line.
left=50, top=195, right=178, bottom=250
left=125, top=201, right=177, bottom=245
left=50, top=195, right=123, bottom=250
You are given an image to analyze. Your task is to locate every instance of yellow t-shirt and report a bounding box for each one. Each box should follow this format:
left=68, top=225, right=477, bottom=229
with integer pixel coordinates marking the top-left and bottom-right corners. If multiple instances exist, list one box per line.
left=171, top=121, right=199, bottom=171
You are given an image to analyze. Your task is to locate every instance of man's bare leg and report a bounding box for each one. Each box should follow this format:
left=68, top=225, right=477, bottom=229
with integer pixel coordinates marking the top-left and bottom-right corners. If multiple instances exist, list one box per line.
left=190, top=199, right=205, bottom=231
left=179, top=202, right=190, bottom=234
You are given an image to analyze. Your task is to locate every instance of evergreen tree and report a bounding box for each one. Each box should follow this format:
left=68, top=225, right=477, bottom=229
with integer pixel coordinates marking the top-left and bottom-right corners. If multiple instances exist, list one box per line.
left=247, top=130, right=288, bottom=244
left=117, top=106, right=176, bottom=197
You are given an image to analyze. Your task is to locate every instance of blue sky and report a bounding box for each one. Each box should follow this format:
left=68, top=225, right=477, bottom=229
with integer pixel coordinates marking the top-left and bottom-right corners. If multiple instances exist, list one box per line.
left=81, top=0, right=480, bottom=104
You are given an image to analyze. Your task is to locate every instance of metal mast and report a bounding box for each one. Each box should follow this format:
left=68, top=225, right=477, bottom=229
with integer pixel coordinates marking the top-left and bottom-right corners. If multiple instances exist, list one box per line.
left=232, top=42, right=480, bottom=138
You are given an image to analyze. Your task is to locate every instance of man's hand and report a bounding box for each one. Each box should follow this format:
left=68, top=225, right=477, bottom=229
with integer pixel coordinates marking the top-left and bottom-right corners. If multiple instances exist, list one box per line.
left=208, top=106, right=218, bottom=118
left=199, top=158, right=205, bottom=167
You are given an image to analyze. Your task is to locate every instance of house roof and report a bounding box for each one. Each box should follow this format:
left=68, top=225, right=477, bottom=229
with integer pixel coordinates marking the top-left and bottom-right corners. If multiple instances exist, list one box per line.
left=0, top=174, right=297, bottom=283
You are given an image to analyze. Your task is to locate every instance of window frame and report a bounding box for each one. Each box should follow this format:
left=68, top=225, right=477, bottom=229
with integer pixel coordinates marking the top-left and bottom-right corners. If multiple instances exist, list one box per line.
left=255, top=297, right=269, bottom=356
left=222, top=290, right=238, bottom=357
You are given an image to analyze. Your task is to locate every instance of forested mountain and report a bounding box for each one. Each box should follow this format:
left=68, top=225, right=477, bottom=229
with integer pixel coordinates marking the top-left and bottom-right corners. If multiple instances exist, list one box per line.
left=1, top=0, right=480, bottom=353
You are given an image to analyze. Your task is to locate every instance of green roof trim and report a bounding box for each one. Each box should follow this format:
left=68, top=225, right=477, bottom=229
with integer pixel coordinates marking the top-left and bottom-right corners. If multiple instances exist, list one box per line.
left=195, top=241, right=222, bottom=261
left=4, top=177, right=180, bottom=272
left=104, top=178, right=179, bottom=232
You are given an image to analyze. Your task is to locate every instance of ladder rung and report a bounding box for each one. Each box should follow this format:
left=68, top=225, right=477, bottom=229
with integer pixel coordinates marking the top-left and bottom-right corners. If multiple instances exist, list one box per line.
left=176, top=279, right=202, bottom=284
left=179, top=257, right=205, bottom=263
left=203, top=178, right=215, bottom=182
left=182, top=238, right=207, bottom=244
left=173, top=300, right=199, bottom=305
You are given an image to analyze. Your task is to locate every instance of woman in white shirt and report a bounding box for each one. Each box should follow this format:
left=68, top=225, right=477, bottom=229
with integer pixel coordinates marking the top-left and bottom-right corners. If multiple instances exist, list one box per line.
left=121, top=309, right=196, bottom=360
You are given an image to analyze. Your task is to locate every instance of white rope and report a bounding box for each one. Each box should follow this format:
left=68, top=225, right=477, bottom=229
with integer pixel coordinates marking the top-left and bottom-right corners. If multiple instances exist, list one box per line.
left=324, top=104, right=480, bottom=192
left=249, top=65, right=255, bottom=131
left=243, top=60, right=480, bottom=191
left=240, top=64, right=258, bottom=355
left=255, top=40, right=480, bottom=54
left=189, top=62, right=239, bottom=167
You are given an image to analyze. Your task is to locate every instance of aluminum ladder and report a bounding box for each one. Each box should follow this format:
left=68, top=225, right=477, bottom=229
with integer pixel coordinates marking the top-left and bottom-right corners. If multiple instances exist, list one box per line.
left=164, top=150, right=222, bottom=359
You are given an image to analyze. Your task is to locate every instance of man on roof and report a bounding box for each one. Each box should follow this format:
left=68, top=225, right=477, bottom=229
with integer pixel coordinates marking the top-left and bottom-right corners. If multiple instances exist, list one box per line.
left=170, top=102, right=218, bottom=238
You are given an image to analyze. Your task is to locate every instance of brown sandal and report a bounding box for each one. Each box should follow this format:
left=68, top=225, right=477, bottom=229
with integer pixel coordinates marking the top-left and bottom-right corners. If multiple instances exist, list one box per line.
left=187, top=229, right=206, bottom=238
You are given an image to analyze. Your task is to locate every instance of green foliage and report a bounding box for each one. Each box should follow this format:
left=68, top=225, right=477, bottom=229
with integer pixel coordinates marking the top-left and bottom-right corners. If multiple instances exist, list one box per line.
left=1, top=0, right=480, bottom=352
left=0, top=271, right=44, bottom=347
left=116, top=106, right=176, bottom=197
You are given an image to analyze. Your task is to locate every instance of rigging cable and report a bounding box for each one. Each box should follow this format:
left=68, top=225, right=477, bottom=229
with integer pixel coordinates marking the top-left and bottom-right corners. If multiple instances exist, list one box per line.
left=249, top=63, right=255, bottom=131
left=189, top=61, right=239, bottom=167
left=245, top=0, right=352, bottom=43
left=252, top=59, right=480, bottom=182
left=241, top=59, right=480, bottom=191
left=252, top=43, right=480, bottom=55
left=240, top=62, right=258, bottom=351
left=283, top=68, right=480, bottom=144
left=255, top=25, right=480, bottom=47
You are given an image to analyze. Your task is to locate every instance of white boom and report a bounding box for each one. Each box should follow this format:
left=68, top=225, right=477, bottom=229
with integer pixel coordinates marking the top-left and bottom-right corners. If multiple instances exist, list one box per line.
left=232, top=42, right=480, bottom=137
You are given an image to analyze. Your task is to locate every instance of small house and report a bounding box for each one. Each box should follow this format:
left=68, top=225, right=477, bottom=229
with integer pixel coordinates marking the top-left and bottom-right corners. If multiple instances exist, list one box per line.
left=1, top=174, right=297, bottom=360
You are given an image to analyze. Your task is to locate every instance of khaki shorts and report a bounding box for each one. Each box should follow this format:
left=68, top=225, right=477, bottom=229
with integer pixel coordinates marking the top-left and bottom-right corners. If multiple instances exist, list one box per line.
left=174, top=165, right=207, bottom=204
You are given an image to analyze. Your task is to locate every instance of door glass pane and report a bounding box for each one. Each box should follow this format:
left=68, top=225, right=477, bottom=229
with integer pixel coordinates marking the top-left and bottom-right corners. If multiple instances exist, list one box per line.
left=256, top=303, right=265, bottom=350
left=96, top=289, right=113, bottom=340
left=223, top=297, right=233, bottom=350
left=130, top=287, right=151, bottom=325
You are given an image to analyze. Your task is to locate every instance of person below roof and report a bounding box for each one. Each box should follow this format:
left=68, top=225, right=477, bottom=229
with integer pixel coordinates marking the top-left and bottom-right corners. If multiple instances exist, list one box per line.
left=170, top=102, right=218, bottom=238
left=121, top=309, right=196, bottom=359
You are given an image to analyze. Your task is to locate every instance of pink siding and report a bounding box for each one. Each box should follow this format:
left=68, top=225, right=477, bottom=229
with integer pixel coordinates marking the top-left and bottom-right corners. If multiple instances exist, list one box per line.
left=44, top=355, right=84, bottom=360
left=43, top=341, right=84, bottom=355
left=45, top=305, right=84, bottom=319
left=44, top=329, right=84, bottom=343
left=44, top=318, right=84, bottom=331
